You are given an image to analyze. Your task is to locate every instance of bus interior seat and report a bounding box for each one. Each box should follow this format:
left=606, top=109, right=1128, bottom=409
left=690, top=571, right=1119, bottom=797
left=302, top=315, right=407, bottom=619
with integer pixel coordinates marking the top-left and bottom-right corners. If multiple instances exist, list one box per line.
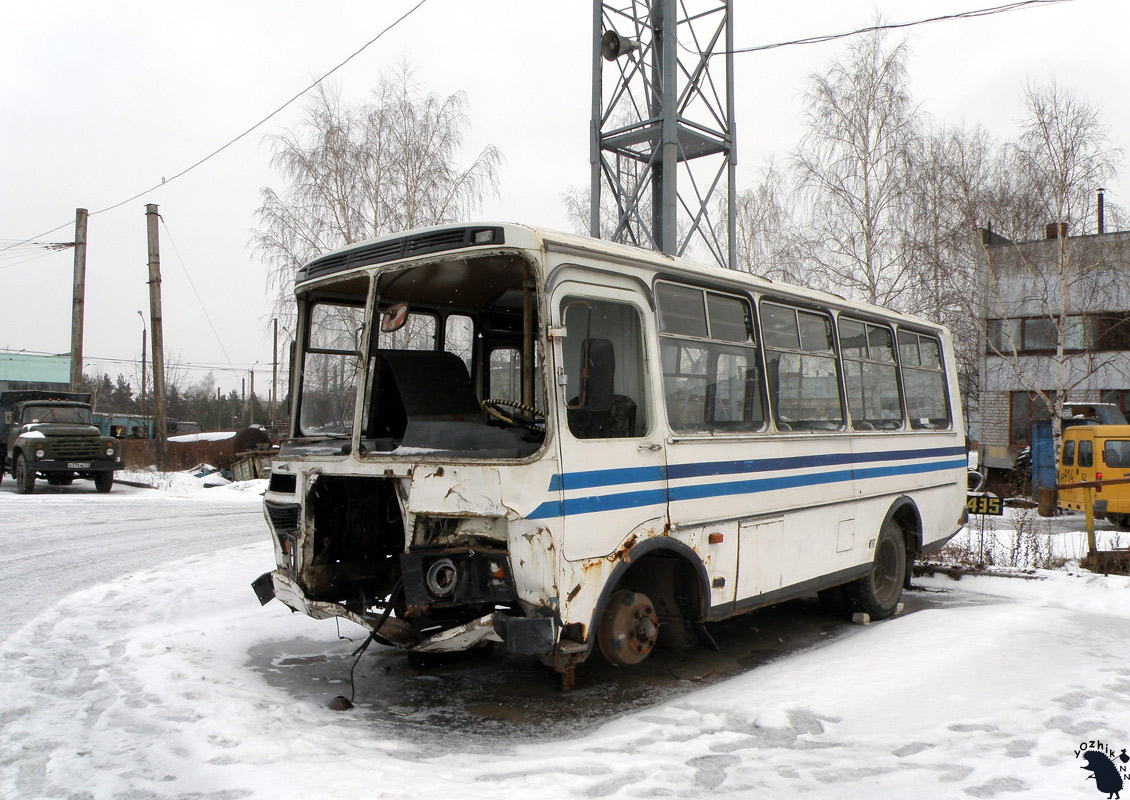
left=369, top=350, right=484, bottom=439
left=568, top=338, right=637, bottom=439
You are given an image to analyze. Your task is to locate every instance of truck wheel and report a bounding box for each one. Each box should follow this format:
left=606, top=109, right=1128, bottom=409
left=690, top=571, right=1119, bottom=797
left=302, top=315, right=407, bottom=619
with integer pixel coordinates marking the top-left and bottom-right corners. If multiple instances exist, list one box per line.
left=15, top=454, right=35, bottom=494
left=845, top=519, right=906, bottom=621
left=95, top=471, right=114, bottom=494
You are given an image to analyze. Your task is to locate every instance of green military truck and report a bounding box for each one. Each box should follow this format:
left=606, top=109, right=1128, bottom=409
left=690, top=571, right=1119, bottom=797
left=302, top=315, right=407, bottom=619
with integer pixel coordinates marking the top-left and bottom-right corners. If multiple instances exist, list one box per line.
left=1, top=391, right=123, bottom=494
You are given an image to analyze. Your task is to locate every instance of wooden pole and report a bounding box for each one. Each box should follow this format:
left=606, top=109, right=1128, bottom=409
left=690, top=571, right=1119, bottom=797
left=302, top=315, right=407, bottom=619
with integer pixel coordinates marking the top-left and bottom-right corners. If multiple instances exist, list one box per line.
left=1084, top=487, right=1097, bottom=556
left=145, top=204, right=168, bottom=469
left=140, top=318, right=147, bottom=423
left=69, top=208, right=88, bottom=391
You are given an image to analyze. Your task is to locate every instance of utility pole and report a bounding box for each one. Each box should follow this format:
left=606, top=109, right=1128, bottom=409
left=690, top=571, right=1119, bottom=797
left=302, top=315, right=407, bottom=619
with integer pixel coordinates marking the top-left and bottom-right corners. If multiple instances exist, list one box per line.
left=250, top=361, right=259, bottom=426
left=591, top=0, right=736, bottom=267
left=145, top=204, right=168, bottom=469
left=69, top=208, right=88, bottom=392
left=138, top=311, right=147, bottom=425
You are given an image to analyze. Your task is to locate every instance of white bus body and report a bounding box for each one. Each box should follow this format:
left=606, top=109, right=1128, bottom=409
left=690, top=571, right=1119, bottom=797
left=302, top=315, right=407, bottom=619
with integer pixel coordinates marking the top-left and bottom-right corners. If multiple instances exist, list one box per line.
left=253, top=222, right=967, bottom=685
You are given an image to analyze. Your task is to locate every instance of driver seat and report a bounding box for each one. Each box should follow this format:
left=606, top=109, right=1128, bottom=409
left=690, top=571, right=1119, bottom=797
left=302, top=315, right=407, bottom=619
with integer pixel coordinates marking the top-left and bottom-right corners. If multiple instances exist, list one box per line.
left=567, top=338, right=637, bottom=439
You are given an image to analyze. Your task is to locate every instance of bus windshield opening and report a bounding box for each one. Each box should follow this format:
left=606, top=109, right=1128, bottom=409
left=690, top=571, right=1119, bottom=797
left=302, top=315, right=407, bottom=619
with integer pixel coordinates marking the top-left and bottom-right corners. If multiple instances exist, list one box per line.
left=294, top=253, right=544, bottom=459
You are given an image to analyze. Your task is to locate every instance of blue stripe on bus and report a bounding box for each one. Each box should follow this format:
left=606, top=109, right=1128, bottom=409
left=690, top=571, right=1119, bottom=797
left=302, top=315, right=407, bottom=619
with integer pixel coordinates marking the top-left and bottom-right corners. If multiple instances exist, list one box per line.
left=548, top=464, right=667, bottom=491
left=527, top=456, right=966, bottom=520
left=548, top=445, right=966, bottom=491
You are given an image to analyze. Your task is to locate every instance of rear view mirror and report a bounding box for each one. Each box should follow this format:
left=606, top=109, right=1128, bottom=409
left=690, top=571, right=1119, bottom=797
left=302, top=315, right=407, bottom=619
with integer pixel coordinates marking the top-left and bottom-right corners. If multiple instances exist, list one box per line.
left=381, top=302, right=409, bottom=333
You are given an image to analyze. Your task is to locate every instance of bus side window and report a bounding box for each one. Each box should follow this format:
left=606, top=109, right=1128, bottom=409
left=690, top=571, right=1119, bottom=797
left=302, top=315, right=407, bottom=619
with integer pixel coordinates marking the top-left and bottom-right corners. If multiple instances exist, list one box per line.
left=840, top=318, right=902, bottom=431
left=444, top=314, right=474, bottom=375
left=562, top=299, right=647, bottom=439
left=1105, top=440, right=1130, bottom=468
left=655, top=282, right=763, bottom=434
left=761, top=302, right=843, bottom=431
left=488, top=348, right=522, bottom=403
left=897, top=330, right=951, bottom=430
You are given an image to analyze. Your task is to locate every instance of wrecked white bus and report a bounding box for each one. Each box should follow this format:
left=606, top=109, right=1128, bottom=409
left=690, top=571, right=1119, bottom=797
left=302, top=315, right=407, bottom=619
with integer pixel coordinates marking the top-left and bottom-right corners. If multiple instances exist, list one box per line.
left=253, top=222, right=967, bottom=687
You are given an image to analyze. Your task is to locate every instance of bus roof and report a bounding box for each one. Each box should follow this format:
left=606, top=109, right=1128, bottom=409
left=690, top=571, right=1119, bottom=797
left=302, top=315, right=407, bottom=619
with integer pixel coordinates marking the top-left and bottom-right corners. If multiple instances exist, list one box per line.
left=296, top=221, right=947, bottom=333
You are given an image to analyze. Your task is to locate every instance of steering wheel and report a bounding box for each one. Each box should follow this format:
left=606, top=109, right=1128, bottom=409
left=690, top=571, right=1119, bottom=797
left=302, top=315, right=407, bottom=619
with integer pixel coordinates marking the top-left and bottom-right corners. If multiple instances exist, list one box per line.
left=482, top=398, right=545, bottom=432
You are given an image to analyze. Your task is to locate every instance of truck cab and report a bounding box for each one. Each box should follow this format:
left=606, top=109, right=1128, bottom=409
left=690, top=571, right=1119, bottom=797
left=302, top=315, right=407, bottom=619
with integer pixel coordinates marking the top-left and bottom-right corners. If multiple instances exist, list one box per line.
left=1, top=391, right=123, bottom=494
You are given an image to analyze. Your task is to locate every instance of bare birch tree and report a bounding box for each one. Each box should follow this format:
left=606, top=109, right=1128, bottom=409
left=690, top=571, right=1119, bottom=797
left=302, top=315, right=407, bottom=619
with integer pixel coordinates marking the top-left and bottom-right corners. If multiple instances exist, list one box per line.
left=792, top=26, right=921, bottom=309
left=726, top=160, right=809, bottom=285
left=980, top=82, right=1123, bottom=442
left=254, top=63, right=502, bottom=321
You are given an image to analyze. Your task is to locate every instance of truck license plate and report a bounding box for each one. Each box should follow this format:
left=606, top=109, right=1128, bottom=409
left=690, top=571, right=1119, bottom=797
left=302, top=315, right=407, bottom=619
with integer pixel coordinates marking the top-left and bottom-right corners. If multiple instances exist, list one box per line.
left=66, top=462, right=91, bottom=469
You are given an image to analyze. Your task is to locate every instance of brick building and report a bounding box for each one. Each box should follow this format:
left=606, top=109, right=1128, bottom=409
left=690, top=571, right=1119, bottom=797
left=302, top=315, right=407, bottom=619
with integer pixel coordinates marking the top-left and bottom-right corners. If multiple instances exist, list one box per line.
left=977, top=225, right=1130, bottom=470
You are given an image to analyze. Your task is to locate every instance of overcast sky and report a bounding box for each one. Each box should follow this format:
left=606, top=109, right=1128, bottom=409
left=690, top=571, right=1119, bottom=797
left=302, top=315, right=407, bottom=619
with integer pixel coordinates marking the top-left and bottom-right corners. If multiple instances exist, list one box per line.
left=2, top=0, right=1125, bottom=396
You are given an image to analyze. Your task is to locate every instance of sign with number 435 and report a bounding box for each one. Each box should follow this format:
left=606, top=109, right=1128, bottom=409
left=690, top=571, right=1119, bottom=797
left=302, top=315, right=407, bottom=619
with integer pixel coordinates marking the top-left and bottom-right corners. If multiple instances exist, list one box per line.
left=966, top=493, right=1003, bottom=516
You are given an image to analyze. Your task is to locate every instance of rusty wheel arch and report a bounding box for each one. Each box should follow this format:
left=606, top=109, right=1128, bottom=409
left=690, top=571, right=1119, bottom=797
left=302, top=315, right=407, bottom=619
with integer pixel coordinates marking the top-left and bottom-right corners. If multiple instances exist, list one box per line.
left=882, top=496, right=922, bottom=583
left=581, top=537, right=710, bottom=662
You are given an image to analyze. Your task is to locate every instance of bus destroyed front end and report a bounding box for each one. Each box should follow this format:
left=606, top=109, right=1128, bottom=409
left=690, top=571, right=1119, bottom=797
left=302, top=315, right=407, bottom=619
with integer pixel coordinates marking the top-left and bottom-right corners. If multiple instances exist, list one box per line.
left=252, top=229, right=559, bottom=661
left=256, top=462, right=555, bottom=657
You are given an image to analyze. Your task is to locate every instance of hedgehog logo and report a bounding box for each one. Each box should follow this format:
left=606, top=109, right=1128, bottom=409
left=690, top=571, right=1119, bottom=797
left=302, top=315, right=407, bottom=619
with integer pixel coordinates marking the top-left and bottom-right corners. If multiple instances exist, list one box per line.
left=1076, top=741, right=1130, bottom=799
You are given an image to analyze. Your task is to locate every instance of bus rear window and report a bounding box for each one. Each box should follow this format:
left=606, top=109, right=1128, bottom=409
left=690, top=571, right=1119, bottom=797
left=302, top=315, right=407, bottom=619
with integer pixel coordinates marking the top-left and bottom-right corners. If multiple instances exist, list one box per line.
left=897, top=330, right=951, bottom=430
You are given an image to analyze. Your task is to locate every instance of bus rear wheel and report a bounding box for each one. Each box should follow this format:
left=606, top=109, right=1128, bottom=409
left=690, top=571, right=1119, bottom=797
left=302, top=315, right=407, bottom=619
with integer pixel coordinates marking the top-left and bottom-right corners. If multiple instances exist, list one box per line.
left=846, top=520, right=906, bottom=621
left=597, top=589, right=659, bottom=666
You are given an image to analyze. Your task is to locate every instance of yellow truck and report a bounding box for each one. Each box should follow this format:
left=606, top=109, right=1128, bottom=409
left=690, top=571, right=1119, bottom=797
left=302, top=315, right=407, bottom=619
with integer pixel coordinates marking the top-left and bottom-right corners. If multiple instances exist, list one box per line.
left=1058, top=424, right=1130, bottom=529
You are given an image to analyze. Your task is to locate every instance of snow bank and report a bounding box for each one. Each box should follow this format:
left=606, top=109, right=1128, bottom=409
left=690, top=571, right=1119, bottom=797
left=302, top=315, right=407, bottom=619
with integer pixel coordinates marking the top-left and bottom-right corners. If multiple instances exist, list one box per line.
left=117, top=468, right=265, bottom=500
left=167, top=431, right=238, bottom=443
left=2, top=541, right=1129, bottom=798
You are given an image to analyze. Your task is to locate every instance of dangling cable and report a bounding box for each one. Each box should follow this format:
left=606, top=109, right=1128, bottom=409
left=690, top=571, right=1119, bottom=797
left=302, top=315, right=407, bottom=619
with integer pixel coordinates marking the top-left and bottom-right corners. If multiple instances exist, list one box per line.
left=344, top=579, right=403, bottom=706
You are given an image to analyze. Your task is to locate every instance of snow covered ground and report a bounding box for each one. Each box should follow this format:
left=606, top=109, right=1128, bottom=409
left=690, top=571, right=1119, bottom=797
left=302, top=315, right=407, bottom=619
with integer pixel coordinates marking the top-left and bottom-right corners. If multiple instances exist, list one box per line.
left=2, top=486, right=1129, bottom=799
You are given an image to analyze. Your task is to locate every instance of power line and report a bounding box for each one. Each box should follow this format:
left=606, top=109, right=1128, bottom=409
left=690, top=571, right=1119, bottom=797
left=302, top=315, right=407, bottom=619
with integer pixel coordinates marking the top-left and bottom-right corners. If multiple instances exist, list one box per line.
left=720, top=0, right=1072, bottom=55
left=1, top=0, right=431, bottom=255
left=158, top=216, right=239, bottom=379
left=3, top=348, right=267, bottom=375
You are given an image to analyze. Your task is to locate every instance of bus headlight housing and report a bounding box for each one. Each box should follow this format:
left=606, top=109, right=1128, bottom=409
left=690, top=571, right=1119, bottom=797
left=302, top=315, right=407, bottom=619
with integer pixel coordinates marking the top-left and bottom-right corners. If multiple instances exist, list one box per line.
left=425, top=558, right=458, bottom=598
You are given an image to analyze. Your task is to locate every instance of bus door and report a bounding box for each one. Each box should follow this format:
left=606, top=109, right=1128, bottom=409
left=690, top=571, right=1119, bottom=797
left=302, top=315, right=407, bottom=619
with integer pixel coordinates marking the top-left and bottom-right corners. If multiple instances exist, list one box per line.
left=551, top=284, right=667, bottom=562
left=1058, top=431, right=1080, bottom=510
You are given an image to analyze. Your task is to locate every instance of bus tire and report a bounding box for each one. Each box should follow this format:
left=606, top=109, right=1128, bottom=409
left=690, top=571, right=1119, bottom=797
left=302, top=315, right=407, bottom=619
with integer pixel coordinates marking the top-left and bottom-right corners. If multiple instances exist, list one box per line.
left=597, top=589, right=659, bottom=666
left=846, top=519, right=906, bottom=621
left=15, top=454, right=35, bottom=495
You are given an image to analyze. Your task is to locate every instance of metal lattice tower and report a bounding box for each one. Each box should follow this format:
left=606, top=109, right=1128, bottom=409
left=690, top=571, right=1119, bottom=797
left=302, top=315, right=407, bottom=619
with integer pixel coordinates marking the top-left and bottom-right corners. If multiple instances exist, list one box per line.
left=591, top=0, right=735, bottom=268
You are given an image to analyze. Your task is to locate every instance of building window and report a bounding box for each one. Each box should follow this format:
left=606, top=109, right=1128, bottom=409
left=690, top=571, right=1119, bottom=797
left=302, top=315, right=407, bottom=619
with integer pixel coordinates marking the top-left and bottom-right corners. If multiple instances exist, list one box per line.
left=987, top=319, right=1021, bottom=354
left=1009, top=391, right=1055, bottom=446
left=1095, top=314, right=1130, bottom=350
left=989, top=315, right=1090, bottom=354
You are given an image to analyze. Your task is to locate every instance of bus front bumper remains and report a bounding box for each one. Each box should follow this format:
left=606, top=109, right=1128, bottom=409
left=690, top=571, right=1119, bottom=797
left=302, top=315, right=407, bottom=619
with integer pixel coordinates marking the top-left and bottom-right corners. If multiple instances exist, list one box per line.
left=252, top=570, right=557, bottom=656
